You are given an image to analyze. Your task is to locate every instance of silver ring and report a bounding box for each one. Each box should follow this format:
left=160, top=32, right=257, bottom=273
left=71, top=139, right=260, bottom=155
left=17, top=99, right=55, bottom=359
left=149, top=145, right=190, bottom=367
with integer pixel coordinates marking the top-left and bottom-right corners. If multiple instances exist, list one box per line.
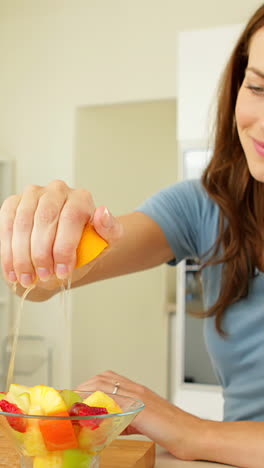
left=112, top=381, right=120, bottom=394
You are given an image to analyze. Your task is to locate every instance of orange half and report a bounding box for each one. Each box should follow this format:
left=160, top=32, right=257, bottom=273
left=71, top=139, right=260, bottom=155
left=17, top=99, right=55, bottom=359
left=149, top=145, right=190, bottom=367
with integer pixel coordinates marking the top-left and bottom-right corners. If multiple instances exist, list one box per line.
left=76, top=224, right=108, bottom=269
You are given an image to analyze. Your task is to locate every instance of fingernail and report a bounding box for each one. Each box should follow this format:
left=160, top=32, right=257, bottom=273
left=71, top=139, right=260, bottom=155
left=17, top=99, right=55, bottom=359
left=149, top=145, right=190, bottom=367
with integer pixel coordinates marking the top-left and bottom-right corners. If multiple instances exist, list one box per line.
left=102, top=207, right=113, bottom=228
left=20, top=273, right=33, bottom=287
left=55, top=264, right=69, bottom=279
left=37, top=267, right=51, bottom=281
left=8, top=271, right=17, bottom=283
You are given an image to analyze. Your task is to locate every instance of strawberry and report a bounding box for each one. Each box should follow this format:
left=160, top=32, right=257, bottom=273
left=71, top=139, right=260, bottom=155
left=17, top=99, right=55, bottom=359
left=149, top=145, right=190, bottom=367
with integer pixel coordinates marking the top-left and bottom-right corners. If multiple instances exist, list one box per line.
left=0, top=399, right=26, bottom=432
left=69, top=402, right=108, bottom=429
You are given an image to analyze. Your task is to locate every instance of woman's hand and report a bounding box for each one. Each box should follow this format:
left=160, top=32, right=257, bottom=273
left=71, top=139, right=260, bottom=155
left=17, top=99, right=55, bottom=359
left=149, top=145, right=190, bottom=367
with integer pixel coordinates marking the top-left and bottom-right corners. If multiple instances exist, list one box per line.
left=76, top=370, right=202, bottom=460
left=0, top=180, right=122, bottom=291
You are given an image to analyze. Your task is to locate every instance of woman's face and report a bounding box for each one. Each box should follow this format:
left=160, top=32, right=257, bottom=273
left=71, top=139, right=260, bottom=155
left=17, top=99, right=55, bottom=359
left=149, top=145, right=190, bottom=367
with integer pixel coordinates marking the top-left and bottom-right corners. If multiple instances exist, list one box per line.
left=236, top=27, right=264, bottom=182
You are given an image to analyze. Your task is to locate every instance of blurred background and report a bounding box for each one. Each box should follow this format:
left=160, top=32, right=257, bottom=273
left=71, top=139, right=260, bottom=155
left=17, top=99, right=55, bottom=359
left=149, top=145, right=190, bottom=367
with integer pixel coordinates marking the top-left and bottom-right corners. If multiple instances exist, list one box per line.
left=0, top=1, right=261, bottom=418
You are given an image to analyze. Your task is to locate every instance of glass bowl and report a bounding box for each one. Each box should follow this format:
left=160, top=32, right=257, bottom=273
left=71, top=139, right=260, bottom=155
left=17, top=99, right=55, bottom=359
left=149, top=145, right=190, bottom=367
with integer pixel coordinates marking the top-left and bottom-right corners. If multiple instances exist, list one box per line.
left=0, top=390, right=145, bottom=468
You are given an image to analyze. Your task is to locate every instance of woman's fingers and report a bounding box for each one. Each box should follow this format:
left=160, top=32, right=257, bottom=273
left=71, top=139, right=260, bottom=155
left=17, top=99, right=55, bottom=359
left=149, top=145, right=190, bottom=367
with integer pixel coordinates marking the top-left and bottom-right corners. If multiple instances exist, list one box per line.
left=30, top=182, right=69, bottom=282
left=0, top=194, right=21, bottom=283
left=76, top=371, right=144, bottom=436
left=0, top=180, right=123, bottom=288
left=92, top=206, right=123, bottom=244
left=76, top=370, right=146, bottom=436
left=0, top=181, right=91, bottom=286
left=77, top=377, right=118, bottom=395
left=53, top=189, right=98, bottom=278
left=31, top=185, right=95, bottom=280
left=12, top=185, right=44, bottom=287
left=76, top=370, right=142, bottom=397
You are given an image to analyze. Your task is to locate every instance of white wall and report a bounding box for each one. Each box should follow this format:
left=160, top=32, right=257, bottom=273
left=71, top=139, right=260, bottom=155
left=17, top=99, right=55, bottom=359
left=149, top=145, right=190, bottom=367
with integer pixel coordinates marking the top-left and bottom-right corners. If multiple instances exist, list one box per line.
left=72, top=101, right=177, bottom=395
left=0, top=0, right=261, bottom=388
left=0, top=0, right=260, bottom=182
left=178, top=24, right=244, bottom=142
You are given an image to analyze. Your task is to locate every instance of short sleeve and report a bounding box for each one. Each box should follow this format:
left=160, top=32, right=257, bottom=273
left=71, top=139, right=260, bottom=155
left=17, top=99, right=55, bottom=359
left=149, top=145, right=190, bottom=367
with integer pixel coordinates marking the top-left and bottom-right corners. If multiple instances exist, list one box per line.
left=136, top=179, right=211, bottom=264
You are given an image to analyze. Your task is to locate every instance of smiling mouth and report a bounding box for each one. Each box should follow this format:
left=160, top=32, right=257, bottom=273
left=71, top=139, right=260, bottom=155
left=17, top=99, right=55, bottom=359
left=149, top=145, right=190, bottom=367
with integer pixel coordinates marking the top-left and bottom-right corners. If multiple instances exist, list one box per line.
left=253, top=138, right=264, bottom=148
left=252, top=138, right=264, bottom=157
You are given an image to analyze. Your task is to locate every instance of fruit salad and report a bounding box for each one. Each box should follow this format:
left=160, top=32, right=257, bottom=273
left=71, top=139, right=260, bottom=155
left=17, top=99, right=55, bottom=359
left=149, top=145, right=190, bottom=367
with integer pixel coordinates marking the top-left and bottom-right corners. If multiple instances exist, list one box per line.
left=0, top=384, right=122, bottom=468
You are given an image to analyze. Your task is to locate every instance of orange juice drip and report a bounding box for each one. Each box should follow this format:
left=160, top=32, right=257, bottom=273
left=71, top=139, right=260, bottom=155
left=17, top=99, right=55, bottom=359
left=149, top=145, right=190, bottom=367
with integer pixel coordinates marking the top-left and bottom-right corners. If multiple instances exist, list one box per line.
left=60, top=276, right=72, bottom=324
left=61, top=277, right=72, bottom=385
left=5, top=283, right=36, bottom=391
left=6, top=277, right=72, bottom=392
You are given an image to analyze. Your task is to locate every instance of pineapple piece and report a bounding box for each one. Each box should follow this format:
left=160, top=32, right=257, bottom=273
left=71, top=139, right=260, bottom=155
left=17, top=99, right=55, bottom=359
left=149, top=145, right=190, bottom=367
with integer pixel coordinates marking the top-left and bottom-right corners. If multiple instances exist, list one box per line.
left=9, top=383, right=30, bottom=396
left=30, top=386, right=67, bottom=415
left=7, top=384, right=31, bottom=413
left=78, top=419, right=111, bottom=452
left=83, top=391, right=122, bottom=414
left=78, top=427, right=93, bottom=452
left=10, top=426, right=26, bottom=445
left=18, top=392, right=31, bottom=412
left=23, top=407, right=47, bottom=456
left=23, top=421, right=48, bottom=457
left=33, top=451, right=63, bottom=468
left=6, top=391, right=31, bottom=413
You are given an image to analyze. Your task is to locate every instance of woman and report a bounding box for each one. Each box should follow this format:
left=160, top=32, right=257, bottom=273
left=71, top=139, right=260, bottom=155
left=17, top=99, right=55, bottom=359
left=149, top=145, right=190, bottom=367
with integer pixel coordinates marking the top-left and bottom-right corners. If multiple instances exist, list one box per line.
left=1, top=4, right=264, bottom=467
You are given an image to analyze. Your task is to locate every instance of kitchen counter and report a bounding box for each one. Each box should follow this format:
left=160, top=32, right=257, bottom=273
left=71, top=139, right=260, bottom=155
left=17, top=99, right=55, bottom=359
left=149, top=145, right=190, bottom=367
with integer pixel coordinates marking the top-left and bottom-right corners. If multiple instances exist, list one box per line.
left=123, top=435, right=237, bottom=468
left=155, top=445, right=237, bottom=467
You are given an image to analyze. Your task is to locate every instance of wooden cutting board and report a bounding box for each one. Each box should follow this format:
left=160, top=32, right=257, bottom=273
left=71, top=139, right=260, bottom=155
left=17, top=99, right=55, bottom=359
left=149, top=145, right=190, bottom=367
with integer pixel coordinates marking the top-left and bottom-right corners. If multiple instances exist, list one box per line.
left=101, top=439, right=155, bottom=467
left=0, top=430, right=155, bottom=467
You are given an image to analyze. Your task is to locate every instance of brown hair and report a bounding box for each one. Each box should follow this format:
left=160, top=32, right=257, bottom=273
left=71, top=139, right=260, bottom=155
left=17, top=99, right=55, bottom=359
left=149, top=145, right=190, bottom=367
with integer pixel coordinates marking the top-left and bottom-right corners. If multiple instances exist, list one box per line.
left=201, top=4, right=264, bottom=335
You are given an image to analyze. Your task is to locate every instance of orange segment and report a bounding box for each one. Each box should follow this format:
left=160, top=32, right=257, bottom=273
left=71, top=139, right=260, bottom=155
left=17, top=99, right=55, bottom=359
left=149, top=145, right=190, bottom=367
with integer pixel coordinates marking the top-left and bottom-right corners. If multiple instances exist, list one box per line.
left=39, top=411, right=78, bottom=451
left=76, top=224, right=108, bottom=268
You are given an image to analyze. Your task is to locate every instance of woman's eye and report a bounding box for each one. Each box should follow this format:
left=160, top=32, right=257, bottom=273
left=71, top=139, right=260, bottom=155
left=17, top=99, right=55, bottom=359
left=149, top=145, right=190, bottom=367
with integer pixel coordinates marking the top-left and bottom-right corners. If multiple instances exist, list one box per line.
left=246, top=85, right=264, bottom=95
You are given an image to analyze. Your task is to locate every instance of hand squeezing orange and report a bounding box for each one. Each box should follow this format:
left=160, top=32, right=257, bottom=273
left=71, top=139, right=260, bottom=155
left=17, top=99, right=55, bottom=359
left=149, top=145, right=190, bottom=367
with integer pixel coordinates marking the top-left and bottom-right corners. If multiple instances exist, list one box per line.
left=75, top=224, right=108, bottom=269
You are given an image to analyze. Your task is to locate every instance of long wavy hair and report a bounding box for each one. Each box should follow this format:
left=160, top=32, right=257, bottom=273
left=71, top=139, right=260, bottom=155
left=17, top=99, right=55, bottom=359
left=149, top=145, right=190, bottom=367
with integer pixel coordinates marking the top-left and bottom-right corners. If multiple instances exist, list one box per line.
left=201, top=4, right=264, bottom=335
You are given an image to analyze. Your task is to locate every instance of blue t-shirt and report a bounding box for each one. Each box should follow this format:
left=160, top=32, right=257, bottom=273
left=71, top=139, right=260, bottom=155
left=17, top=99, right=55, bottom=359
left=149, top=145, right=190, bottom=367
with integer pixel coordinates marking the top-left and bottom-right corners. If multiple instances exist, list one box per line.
left=137, top=178, right=264, bottom=422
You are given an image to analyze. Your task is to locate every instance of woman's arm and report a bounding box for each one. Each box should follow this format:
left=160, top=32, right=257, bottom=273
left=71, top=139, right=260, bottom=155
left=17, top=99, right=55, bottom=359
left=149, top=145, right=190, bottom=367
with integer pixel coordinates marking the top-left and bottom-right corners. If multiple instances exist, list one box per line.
left=71, top=211, right=174, bottom=288
left=77, top=370, right=264, bottom=468
left=0, top=181, right=174, bottom=301
left=19, top=211, right=174, bottom=301
left=197, top=419, right=264, bottom=468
